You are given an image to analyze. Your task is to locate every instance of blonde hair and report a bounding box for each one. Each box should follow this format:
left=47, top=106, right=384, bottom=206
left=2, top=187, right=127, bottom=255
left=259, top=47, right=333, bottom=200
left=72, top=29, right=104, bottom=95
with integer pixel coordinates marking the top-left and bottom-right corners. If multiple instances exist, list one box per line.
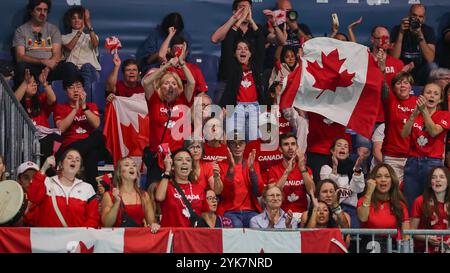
left=113, top=157, right=144, bottom=206
left=157, top=71, right=183, bottom=91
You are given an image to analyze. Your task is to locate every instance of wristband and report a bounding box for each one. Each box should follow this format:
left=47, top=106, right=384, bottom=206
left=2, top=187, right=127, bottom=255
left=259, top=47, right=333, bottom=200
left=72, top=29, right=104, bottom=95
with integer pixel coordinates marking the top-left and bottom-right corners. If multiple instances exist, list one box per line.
left=161, top=172, right=171, bottom=179
left=88, top=27, right=94, bottom=32
left=353, top=168, right=363, bottom=174
left=332, top=205, right=343, bottom=215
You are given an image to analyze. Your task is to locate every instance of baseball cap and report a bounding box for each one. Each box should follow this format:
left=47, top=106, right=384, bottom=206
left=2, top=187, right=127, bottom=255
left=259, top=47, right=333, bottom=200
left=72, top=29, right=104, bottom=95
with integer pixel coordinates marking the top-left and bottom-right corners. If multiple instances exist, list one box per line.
left=17, top=161, right=39, bottom=176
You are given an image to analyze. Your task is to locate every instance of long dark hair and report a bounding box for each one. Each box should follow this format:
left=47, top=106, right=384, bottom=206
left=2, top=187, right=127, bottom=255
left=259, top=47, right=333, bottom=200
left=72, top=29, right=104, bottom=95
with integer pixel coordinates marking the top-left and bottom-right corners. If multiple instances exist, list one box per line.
left=304, top=200, right=338, bottom=228
left=421, top=166, right=450, bottom=229
left=20, top=72, right=41, bottom=118
left=161, top=12, right=184, bottom=36
left=171, top=148, right=196, bottom=183
left=280, top=46, right=297, bottom=72
left=58, top=148, right=84, bottom=180
left=327, top=137, right=354, bottom=180
left=368, top=163, right=407, bottom=228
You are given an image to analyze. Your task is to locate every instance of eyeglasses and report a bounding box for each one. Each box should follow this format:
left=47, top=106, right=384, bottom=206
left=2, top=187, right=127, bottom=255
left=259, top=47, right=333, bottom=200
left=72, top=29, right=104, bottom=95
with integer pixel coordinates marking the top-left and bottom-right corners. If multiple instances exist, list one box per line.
left=207, top=196, right=218, bottom=201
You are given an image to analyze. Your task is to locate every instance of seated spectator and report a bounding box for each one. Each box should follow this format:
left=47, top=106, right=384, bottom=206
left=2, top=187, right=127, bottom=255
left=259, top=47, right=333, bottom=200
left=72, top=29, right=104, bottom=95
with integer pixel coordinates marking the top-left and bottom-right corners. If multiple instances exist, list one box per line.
left=202, top=117, right=228, bottom=162
left=16, top=161, right=39, bottom=192
left=141, top=50, right=194, bottom=186
left=401, top=83, right=450, bottom=210
left=106, top=55, right=144, bottom=102
left=357, top=163, right=410, bottom=252
left=184, top=140, right=223, bottom=194
left=428, top=67, right=450, bottom=91
left=27, top=151, right=100, bottom=227
left=137, top=12, right=191, bottom=74
left=302, top=198, right=338, bottom=229
left=15, top=68, right=60, bottom=163
left=411, top=166, right=450, bottom=253
left=391, top=4, right=437, bottom=85
left=219, top=8, right=266, bottom=140
left=155, top=149, right=205, bottom=227
left=381, top=72, right=417, bottom=183
left=54, top=74, right=104, bottom=189
left=0, top=155, right=6, bottom=181
left=320, top=137, right=368, bottom=228
left=197, top=189, right=233, bottom=228
left=13, top=0, right=77, bottom=88
left=250, top=184, right=297, bottom=229
left=301, top=179, right=350, bottom=229
left=267, top=132, right=314, bottom=221
left=62, top=5, right=100, bottom=95
left=217, top=130, right=264, bottom=228
left=159, top=33, right=208, bottom=96
left=101, top=157, right=159, bottom=231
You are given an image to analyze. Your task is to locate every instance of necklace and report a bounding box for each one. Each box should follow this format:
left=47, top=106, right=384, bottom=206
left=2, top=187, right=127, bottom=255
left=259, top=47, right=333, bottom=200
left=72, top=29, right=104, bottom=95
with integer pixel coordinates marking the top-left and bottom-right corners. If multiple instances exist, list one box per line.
left=175, top=181, right=193, bottom=219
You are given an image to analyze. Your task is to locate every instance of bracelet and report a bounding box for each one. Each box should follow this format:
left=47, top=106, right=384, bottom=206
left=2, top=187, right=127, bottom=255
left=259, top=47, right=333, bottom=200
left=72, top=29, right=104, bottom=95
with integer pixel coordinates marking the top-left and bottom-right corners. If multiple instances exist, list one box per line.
left=332, top=205, right=343, bottom=215
left=161, top=172, right=171, bottom=179
left=88, top=27, right=94, bottom=32
left=300, top=169, right=308, bottom=174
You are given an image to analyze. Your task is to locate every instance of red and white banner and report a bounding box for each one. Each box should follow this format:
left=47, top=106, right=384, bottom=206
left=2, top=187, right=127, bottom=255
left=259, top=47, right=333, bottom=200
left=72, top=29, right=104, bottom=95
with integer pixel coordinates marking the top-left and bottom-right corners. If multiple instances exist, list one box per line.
left=103, top=93, right=149, bottom=165
left=279, top=37, right=384, bottom=138
left=0, top=228, right=347, bottom=253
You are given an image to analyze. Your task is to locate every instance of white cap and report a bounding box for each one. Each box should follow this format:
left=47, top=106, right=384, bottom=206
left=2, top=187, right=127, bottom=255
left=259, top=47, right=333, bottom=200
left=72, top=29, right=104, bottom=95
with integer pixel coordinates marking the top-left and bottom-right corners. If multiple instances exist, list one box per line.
left=17, top=161, right=39, bottom=176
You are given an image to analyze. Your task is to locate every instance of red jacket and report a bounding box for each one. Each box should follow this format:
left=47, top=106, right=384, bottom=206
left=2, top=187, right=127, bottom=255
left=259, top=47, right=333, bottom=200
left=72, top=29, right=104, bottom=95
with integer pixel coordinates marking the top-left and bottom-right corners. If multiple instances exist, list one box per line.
left=27, top=172, right=100, bottom=227
left=217, top=161, right=264, bottom=216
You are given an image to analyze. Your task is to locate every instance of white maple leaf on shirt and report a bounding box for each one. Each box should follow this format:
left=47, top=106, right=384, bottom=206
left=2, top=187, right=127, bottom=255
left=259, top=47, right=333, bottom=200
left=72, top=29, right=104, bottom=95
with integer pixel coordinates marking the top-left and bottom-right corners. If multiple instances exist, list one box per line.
left=241, top=79, right=252, bottom=89
left=76, top=127, right=87, bottom=134
left=417, top=135, right=428, bottom=147
left=287, top=193, right=299, bottom=203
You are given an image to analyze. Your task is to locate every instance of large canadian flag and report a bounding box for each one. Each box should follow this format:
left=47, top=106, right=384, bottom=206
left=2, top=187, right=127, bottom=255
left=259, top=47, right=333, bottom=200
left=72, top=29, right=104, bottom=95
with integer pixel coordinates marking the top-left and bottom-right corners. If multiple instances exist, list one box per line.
left=279, top=37, right=384, bottom=138
left=103, top=93, right=150, bottom=165
left=0, top=228, right=347, bottom=253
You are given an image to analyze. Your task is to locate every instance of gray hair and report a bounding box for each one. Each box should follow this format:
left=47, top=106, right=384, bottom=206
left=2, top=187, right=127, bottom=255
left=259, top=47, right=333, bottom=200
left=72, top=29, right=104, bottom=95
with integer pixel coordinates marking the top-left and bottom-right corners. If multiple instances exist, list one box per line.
left=429, top=68, right=450, bottom=83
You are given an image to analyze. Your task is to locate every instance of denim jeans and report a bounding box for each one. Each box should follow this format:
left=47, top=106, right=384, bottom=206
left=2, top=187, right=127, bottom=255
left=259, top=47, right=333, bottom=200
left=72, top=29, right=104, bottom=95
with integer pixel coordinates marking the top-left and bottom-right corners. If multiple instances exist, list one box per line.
left=226, top=102, right=260, bottom=141
left=224, top=210, right=259, bottom=228
left=79, top=63, right=99, bottom=95
left=403, top=157, right=443, bottom=211
left=341, top=203, right=359, bottom=229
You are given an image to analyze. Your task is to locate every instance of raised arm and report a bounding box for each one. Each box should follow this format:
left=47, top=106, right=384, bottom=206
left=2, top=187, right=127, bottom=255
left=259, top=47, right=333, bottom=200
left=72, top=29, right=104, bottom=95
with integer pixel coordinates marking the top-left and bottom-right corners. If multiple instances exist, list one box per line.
left=39, top=67, right=56, bottom=105
left=401, top=97, right=423, bottom=137
left=211, top=7, right=245, bottom=44
left=155, top=154, right=172, bottom=202
left=179, top=43, right=195, bottom=102
left=357, top=179, right=376, bottom=222
left=347, top=16, right=363, bottom=43
left=158, top=27, right=177, bottom=64
left=84, top=8, right=99, bottom=49
left=142, top=57, right=178, bottom=101
left=106, top=53, right=121, bottom=94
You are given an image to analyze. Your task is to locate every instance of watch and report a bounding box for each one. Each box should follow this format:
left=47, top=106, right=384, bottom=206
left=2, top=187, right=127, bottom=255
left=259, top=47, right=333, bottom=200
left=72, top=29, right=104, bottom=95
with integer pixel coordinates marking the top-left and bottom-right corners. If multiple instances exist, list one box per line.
left=161, top=172, right=171, bottom=179
left=353, top=167, right=363, bottom=173
left=82, top=105, right=89, bottom=112
left=88, top=27, right=94, bottom=32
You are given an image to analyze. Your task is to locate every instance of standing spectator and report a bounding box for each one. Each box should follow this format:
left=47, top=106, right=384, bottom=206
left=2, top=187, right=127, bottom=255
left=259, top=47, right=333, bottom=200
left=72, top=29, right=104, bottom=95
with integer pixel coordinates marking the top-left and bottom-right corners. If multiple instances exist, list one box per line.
left=202, top=117, right=228, bottom=163
left=15, top=68, right=60, bottom=163
left=141, top=46, right=194, bottom=186
left=439, top=23, right=450, bottom=69
left=184, top=140, right=223, bottom=194
left=106, top=55, right=144, bottom=102
left=197, top=189, right=233, bottom=228
left=428, top=68, right=450, bottom=91
left=27, top=152, right=100, bottom=227
left=12, top=0, right=77, bottom=88
left=401, top=83, right=450, bottom=210
left=410, top=167, right=450, bottom=253
left=16, top=161, right=39, bottom=192
left=391, top=4, right=437, bottom=85
left=301, top=179, right=350, bottom=229
left=357, top=163, right=410, bottom=251
left=158, top=32, right=208, bottom=96
left=267, top=132, right=315, bottom=221
left=250, top=184, right=296, bottom=229
left=320, top=137, right=368, bottom=228
left=155, top=149, right=205, bottom=227
left=62, top=6, right=101, bottom=95
left=217, top=130, right=264, bottom=228
left=137, top=12, right=191, bottom=74
left=0, top=155, right=6, bottom=181
left=54, top=74, right=103, bottom=189
left=101, top=157, right=159, bottom=231
left=219, top=5, right=266, bottom=140
left=382, top=72, right=417, bottom=182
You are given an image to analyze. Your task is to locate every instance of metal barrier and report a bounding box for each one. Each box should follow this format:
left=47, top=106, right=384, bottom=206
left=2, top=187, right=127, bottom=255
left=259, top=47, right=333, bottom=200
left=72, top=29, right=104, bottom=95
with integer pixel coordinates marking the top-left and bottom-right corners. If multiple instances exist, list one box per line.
left=404, top=230, right=450, bottom=253
left=0, top=75, right=40, bottom=179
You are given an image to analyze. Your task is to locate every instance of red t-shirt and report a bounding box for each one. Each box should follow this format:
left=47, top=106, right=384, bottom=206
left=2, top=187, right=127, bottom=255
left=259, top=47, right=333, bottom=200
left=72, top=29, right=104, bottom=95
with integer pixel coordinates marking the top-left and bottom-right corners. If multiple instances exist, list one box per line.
left=167, top=63, right=208, bottom=96
left=376, top=55, right=404, bottom=123
left=411, top=195, right=450, bottom=253
left=115, top=80, right=145, bottom=97
left=409, top=111, right=450, bottom=159
left=382, top=92, right=417, bottom=157
left=107, top=192, right=145, bottom=227
left=244, top=139, right=283, bottom=184
left=159, top=181, right=204, bottom=227
left=54, top=102, right=99, bottom=148
left=268, top=162, right=312, bottom=213
left=147, top=92, right=191, bottom=152
left=194, top=161, right=214, bottom=191
left=24, top=92, right=55, bottom=128
left=307, top=112, right=347, bottom=155
left=357, top=196, right=409, bottom=229
left=237, top=69, right=258, bottom=103
left=202, top=142, right=228, bottom=162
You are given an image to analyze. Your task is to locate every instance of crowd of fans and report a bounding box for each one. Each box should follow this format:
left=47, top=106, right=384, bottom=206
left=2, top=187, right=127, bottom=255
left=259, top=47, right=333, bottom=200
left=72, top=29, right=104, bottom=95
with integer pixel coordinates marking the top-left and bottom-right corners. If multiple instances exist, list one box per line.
left=1, top=0, right=450, bottom=253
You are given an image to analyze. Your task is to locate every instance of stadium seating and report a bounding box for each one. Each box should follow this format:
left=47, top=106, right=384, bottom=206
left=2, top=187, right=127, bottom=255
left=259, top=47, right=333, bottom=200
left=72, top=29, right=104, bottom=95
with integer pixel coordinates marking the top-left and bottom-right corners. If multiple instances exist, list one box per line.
left=91, top=81, right=107, bottom=114
left=99, top=52, right=136, bottom=82
left=51, top=80, right=69, bottom=104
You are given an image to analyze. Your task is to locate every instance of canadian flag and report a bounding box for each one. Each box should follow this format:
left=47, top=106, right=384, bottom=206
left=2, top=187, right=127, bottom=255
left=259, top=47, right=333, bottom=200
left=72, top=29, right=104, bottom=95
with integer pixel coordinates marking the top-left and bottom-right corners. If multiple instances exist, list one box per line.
left=0, top=228, right=171, bottom=253
left=172, top=228, right=347, bottom=253
left=0, top=228, right=347, bottom=253
left=103, top=93, right=149, bottom=165
left=279, top=37, right=384, bottom=138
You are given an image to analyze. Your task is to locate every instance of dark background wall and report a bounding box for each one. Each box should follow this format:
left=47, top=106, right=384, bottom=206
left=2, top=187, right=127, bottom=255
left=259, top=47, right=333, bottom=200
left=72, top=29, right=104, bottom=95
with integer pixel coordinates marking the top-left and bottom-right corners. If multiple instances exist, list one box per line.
left=0, top=0, right=449, bottom=58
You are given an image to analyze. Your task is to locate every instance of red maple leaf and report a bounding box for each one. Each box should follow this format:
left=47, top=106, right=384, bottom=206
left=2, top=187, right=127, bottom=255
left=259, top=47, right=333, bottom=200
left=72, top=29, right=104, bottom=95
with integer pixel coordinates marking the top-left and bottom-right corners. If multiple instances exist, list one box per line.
left=306, top=48, right=355, bottom=99
left=120, top=114, right=150, bottom=156
left=79, top=241, right=95, bottom=253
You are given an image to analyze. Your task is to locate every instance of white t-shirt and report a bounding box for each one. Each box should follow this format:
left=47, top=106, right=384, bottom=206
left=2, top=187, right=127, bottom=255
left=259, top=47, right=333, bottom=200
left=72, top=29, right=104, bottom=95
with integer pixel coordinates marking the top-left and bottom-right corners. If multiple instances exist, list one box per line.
left=62, top=30, right=101, bottom=70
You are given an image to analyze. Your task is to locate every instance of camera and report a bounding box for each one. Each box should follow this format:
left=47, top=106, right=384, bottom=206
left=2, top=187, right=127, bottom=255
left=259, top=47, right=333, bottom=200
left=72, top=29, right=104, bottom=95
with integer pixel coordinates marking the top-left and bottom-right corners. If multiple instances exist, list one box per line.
left=287, top=10, right=298, bottom=21
left=409, top=17, right=421, bottom=30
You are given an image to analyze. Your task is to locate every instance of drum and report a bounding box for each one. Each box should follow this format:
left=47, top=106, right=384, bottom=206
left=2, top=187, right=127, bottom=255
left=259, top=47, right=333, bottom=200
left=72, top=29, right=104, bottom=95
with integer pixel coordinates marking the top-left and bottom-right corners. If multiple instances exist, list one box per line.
left=0, top=180, right=28, bottom=226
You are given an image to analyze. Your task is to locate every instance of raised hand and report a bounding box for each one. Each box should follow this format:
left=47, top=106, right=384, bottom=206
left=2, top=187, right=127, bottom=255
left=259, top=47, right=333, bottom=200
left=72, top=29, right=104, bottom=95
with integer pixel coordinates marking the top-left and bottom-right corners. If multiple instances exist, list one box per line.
left=167, top=57, right=179, bottom=67
left=401, top=61, right=415, bottom=72
left=41, top=155, right=56, bottom=173
left=24, top=68, right=32, bottom=84
left=168, top=26, right=177, bottom=37
left=39, top=67, right=49, bottom=86
left=163, top=153, right=173, bottom=174
left=296, top=150, right=306, bottom=169
left=416, top=95, right=427, bottom=113
left=354, top=147, right=370, bottom=170
left=212, top=161, right=220, bottom=177
left=348, top=16, right=363, bottom=29
left=366, top=178, right=376, bottom=195
left=248, top=149, right=256, bottom=171
left=285, top=157, right=295, bottom=175
left=332, top=153, right=339, bottom=168
left=112, top=187, right=121, bottom=203
left=285, top=209, right=293, bottom=228
left=84, top=8, right=91, bottom=28
left=227, top=147, right=235, bottom=169
left=376, top=48, right=387, bottom=72
left=400, top=17, right=410, bottom=34
left=112, top=53, right=121, bottom=67
left=106, top=93, right=116, bottom=103
left=79, top=91, right=87, bottom=109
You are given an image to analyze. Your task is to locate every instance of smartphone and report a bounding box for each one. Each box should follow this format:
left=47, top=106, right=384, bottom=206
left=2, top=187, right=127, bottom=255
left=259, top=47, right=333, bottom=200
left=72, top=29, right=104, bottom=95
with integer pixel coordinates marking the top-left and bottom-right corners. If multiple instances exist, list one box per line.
left=331, top=13, right=339, bottom=28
